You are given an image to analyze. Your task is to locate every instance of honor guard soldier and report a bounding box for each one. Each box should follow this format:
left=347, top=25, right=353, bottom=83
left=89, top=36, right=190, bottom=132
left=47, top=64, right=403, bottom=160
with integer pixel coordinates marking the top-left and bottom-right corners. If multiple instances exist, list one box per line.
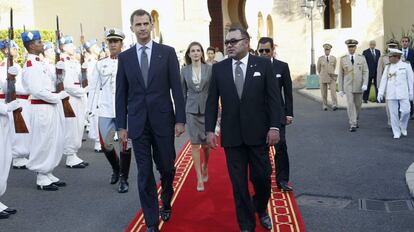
left=0, top=67, right=21, bottom=219
left=21, top=31, right=67, bottom=191
left=378, top=49, right=413, bottom=138
left=377, top=39, right=399, bottom=127
left=338, top=39, right=369, bottom=132
left=59, top=36, right=89, bottom=168
left=83, top=39, right=102, bottom=153
left=317, top=43, right=338, bottom=110
left=0, top=40, right=31, bottom=169
left=90, top=29, right=132, bottom=193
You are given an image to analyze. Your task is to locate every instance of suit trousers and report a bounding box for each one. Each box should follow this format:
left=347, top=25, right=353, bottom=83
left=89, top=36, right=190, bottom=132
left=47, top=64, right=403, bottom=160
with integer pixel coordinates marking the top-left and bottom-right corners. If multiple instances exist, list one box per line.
left=388, top=99, right=410, bottom=137
left=320, top=81, right=337, bottom=108
left=363, top=75, right=378, bottom=101
left=275, top=125, right=289, bottom=184
left=132, top=120, right=176, bottom=227
left=410, top=101, right=413, bottom=117
left=224, top=144, right=272, bottom=231
left=345, top=93, right=363, bottom=127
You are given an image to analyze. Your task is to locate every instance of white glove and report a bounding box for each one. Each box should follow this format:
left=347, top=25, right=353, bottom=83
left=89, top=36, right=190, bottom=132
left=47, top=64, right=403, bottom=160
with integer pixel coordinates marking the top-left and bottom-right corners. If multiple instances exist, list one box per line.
left=56, top=61, right=65, bottom=70
left=410, top=93, right=413, bottom=101
left=7, top=66, right=19, bottom=76
left=377, top=94, right=383, bottom=103
left=7, top=100, right=21, bottom=112
left=361, top=85, right=367, bottom=91
left=81, top=62, right=88, bottom=69
left=339, top=91, right=345, bottom=97
left=58, top=91, right=69, bottom=100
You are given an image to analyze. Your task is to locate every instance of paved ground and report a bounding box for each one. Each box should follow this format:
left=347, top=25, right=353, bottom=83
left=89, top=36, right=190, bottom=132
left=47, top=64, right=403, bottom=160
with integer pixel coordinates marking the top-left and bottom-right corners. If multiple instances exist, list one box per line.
left=2, top=91, right=414, bottom=232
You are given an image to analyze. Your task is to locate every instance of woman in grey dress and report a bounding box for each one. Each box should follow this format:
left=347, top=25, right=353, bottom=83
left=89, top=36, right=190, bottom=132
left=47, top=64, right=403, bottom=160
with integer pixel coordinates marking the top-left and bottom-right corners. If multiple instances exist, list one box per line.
left=181, top=42, right=212, bottom=192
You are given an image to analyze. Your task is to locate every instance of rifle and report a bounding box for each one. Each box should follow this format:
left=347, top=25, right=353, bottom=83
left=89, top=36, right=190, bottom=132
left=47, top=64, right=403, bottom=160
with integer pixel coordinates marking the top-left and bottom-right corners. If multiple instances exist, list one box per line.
left=6, top=8, right=28, bottom=133
left=55, top=15, right=76, bottom=118
left=79, top=23, right=88, bottom=87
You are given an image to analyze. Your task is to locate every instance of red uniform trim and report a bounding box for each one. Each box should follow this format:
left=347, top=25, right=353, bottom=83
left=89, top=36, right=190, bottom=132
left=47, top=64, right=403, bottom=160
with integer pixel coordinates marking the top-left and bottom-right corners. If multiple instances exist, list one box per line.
left=31, top=99, right=52, bottom=104
left=16, top=95, right=30, bottom=99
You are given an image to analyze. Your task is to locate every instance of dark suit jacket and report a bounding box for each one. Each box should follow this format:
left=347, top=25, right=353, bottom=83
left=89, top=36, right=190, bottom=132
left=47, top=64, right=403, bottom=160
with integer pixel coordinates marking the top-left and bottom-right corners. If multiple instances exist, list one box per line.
left=181, top=63, right=212, bottom=114
left=362, top=48, right=380, bottom=78
left=403, top=48, right=414, bottom=71
left=205, top=55, right=282, bottom=147
left=272, top=59, right=293, bottom=125
left=115, top=42, right=186, bottom=139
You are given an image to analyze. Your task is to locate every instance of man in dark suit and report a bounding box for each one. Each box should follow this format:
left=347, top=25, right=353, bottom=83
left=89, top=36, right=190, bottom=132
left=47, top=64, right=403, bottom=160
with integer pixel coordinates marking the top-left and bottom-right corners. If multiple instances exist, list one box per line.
left=257, top=37, right=293, bottom=192
left=362, top=40, right=381, bottom=103
left=115, top=9, right=185, bottom=232
left=401, top=36, right=414, bottom=119
left=205, top=27, right=282, bottom=232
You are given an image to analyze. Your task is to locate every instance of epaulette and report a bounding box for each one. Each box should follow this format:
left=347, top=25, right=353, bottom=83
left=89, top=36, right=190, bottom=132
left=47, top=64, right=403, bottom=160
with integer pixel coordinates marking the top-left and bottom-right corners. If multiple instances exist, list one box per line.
left=403, top=60, right=410, bottom=64
left=98, top=56, right=108, bottom=61
left=385, top=63, right=391, bottom=66
left=341, top=55, right=348, bottom=58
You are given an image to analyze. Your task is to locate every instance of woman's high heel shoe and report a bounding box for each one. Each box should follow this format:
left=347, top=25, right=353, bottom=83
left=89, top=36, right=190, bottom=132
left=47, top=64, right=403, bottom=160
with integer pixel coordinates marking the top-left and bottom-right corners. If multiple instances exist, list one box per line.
left=202, top=164, right=208, bottom=183
left=197, top=181, right=204, bottom=192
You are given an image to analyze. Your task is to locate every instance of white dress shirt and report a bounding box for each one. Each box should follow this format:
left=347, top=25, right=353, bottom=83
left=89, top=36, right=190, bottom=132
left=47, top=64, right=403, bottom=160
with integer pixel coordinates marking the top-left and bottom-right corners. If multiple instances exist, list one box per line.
left=136, top=40, right=153, bottom=67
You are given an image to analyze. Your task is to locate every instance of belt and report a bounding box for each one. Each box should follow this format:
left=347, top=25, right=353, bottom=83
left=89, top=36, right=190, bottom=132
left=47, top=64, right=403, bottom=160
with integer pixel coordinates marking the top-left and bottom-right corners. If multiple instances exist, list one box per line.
left=16, top=95, right=30, bottom=100
left=31, top=99, right=52, bottom=105
left=0, top=94, right=5, bottom=99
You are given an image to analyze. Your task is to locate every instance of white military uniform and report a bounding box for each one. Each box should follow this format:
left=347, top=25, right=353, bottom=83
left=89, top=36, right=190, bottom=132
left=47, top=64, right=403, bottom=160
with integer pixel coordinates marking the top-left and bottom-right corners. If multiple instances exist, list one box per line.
left=62, top=55, right=88, bottom=165
left=90, top=56, right=118, bottom=146
left=85, top=57, right=101, bottom=151
left=378, top=60, right=414, bottom=138
left=0, top=58, right=31, bottom=167
left=0, top=84, right=12, bottom=212
left=338, top=53, right=369, bottom=127
left=377, top=54, right=392, bottom=126
left=22, top=54, right=65, bottom=186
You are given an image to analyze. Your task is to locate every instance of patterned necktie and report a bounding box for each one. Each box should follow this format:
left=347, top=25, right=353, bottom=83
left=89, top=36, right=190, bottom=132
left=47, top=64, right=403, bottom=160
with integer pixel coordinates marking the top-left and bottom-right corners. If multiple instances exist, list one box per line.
left=140, top=46, right=149, bottom=87
left=371, top=49, right=376, bottom=59
left=351, top=55, right=354, bottom=65
left=234, top=61, right=244, bottom=99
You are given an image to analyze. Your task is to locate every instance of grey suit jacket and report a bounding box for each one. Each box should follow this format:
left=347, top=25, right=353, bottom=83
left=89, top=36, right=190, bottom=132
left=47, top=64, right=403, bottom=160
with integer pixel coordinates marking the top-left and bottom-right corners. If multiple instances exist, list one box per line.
left=181, top=63, right=212, bottom=114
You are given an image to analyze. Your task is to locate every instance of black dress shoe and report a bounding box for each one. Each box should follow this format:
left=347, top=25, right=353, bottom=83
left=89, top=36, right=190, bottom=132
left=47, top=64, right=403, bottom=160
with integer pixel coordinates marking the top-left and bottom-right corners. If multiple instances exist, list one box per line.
left=37, top=184, right=58, bottom=191
left=332, top=106, right=338, bottom=111
left=94, top=149, right=102, bottom=153
left=4, top=208, right=17, bottom=214
left=0, top=211, right=10, bottom=219
left=118, top=179, right=129, bottom=193
left=349, top=127, right=356, bottom=132
left=66, top=163, right=87, bottom=169
left=277, top=182, right=293, bottom=192
left=110, top=173, right=119, bottom=185
left=259, top=213, right=272, bottom=230
left=12, top=165, right=27, bottom=169
left=52, top=181, right=66, bottom=187
left=146, top=226, right=160, bottom=232
left=363, top=100, right=368, bottom=103
left=82, top=161, right=89, bottom=166
left=160, top=207, right=172, bottom=222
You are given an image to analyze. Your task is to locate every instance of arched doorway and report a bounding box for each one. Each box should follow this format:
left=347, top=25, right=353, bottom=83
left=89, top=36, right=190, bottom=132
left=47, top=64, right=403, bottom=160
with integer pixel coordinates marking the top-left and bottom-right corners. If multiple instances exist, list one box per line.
left=207, top=0, right=247, bottom=53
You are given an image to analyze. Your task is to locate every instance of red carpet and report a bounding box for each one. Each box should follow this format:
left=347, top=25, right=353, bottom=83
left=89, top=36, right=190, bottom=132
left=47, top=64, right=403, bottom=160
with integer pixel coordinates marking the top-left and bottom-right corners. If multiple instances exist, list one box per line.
left=126, top=142, right=306, bottom=232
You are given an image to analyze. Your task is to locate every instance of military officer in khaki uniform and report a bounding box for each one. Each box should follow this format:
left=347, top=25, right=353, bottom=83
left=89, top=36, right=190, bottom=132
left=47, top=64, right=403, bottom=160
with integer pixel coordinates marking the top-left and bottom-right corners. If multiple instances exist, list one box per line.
left=317, top=43, right=338, bottom=111
left=338, top=39, right=369, bottom=132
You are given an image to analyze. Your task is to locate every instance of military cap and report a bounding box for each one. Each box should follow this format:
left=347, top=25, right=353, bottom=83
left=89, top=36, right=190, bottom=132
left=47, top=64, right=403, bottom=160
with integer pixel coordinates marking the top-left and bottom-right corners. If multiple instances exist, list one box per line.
left=345, top=39, right=358, bottom=47
left=0, top=40, right=18, bottom=49
left=387, top=48, right=403, bottom=56
left=43, top=42, right=53, bottom=50
left=386, top=38, right=399, bottom=47
left=83, top=39, right=97, bottom=49
left=323, top=43, right=332, bottom=50
left=21, top=31, right=41, bottom=43
left=59, top=35, right=74, bottom=45
left=105, top=28, right=125, bottom=40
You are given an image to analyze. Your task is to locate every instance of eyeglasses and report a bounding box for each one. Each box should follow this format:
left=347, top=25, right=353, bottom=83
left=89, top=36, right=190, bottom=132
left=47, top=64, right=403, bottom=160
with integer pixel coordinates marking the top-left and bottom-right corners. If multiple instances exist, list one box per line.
left=224, top=38, right=246, bottom=46
left=258, top=48, right=271, bottom=54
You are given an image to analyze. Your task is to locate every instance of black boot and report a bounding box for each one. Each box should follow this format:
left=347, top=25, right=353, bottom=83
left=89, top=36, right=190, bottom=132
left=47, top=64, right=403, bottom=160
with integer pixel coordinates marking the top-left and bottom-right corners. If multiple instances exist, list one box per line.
left=103, top=148, right=120, bottom=184
left=118, top=149, right=132, bottom=193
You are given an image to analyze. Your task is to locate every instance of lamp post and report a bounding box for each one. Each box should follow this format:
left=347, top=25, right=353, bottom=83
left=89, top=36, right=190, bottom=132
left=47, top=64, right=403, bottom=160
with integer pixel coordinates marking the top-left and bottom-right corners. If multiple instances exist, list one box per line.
left=301, top=0, right=325, bottom=88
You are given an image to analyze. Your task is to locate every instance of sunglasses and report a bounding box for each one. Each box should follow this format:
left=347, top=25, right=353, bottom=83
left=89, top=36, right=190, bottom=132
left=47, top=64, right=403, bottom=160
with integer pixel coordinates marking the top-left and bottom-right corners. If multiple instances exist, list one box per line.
left=224, top=38, right=246, bottom=46
left=258, top=48, right=271, bottom=54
